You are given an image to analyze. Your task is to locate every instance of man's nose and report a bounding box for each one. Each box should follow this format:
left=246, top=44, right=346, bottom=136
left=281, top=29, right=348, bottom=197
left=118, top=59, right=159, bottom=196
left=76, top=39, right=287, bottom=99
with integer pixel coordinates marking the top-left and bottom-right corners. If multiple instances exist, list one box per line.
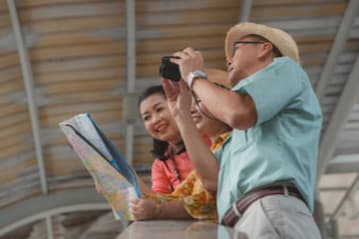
left=226, top=61, right=231, bottom=68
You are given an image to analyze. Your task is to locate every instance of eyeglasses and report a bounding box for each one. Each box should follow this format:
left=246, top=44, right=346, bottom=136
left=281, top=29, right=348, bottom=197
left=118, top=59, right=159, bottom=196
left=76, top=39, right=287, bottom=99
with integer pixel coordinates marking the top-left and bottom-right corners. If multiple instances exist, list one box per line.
left=232, top=40, right=266, bottom=56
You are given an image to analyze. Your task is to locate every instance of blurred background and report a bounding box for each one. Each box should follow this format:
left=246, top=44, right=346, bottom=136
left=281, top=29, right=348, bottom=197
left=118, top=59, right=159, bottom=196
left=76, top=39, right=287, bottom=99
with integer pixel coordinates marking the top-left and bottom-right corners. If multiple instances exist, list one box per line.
left=0, top=0, right=358, bottom=238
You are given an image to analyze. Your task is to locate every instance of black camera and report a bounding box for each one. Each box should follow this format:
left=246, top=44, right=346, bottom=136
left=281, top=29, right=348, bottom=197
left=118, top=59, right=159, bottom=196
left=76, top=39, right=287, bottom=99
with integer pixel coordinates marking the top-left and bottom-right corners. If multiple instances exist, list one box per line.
left=159, top=56, right=181, bottom=81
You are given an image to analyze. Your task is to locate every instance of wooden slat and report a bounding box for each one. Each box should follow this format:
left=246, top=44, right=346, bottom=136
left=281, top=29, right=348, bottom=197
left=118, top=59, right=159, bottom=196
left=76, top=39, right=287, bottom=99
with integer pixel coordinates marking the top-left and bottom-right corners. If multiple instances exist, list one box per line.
left=295, top=35, right=334, bottom=43
left=45, top=158, right=85, bottom=177
left=0, top=0, right=7, bottom=12
left=0, top=121, right=31, bottom=139
left=0, top=52, right=20, bottom=70
left=18, top=1, right=123, bottom=22
left=32, top=55, right=122, bottom=74
left=0, top=135, right=33, bottom=153
left=29, top=42, right=125, bottom=61
left=35, top=66, right=125, bottom=84
left=0, top=78, right=24, bottom=95
left=16, top=0, right=104, bottom=8
left=253, top=0, right=343, bottom=6
left=40, top=109, right=122, bottom=128
left=299, top=42, right=331, bottom=53
left=45, top=78, right=121, bottom=95
left=44, top=92, right=122, bottom=105
left=137, top=36, right=224, bottom=53
left=347, top=40, right=359, bottom=50
left=39, top=101, right=122, bottom=117
left=0, top=12, right=10, bottom=28
left=0, top=159, right=37, bottom=184
left=0, top=143, right=33, bottom=159
left=137, top=8, right=241, bottom=27
left=33, top=32, right=122, bottom=48
left=0, top=112, right=29, bottom=129
left=0, top=104, right=27, bottom=117
left=252, top=2, right=346, bottom=20
left=0, top=66, right=22, bottom=82
left=143, top=24, right=229, bottom=39
left=28, top=15, right=124, bottom=33
left=301, top=54, right=326, bottom=66
left=137, top=0, right=241, bottom=12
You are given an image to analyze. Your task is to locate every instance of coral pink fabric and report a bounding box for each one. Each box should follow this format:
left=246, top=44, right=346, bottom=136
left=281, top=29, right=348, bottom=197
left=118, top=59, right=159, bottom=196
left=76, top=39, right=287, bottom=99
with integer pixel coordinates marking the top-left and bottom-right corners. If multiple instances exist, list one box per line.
left=151, top=151, right=194, bottom=194
left=151, top=134, right=211, bottom=194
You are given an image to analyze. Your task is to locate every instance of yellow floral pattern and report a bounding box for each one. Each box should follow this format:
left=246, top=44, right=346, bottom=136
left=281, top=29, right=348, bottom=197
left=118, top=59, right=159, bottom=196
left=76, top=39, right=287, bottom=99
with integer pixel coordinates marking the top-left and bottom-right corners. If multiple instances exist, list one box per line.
left=146, top=131, right=232, bottom=222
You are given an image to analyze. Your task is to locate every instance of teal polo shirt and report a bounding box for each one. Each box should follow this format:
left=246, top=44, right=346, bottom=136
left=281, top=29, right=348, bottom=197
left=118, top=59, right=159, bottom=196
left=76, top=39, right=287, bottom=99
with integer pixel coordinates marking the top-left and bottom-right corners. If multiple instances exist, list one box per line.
left=215, top=57, right=322, bottom=221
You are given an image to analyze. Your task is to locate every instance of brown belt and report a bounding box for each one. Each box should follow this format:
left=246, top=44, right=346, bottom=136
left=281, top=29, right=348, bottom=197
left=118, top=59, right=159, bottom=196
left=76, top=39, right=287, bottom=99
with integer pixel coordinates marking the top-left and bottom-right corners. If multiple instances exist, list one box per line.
left=221, top=185, right=303, bottom=227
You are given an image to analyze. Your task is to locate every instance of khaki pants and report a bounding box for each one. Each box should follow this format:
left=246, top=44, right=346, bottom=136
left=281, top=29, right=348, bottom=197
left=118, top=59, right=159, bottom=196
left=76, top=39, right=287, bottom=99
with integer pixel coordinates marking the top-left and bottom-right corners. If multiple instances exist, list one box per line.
left=233, top=195, right=321, bottom=239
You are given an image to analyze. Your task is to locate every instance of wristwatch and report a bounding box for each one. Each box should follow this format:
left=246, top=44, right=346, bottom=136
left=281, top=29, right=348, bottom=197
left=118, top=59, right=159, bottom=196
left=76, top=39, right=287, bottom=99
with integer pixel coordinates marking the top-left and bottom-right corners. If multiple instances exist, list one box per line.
left=187, top=70, right=208, bottom=89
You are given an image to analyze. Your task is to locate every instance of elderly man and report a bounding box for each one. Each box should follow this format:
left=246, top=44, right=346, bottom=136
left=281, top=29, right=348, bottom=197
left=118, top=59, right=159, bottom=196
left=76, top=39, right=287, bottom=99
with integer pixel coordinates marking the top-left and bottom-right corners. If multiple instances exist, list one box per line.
left=169, top=22, right=323, bottom=238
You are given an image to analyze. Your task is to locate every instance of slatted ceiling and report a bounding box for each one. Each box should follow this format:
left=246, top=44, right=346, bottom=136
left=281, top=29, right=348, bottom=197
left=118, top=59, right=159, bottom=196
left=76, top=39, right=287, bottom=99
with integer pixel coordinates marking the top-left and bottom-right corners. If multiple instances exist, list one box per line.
left=0, top=135, right=31, bottom=152
left=252, top=2, right=346, bottom=21
left=0, top=159, right=37, bottom=184
left=35, top=68, right=124, bottom=85
left=321, top=191, right=346, bottom=215
left=17, top=0, right=106, bottom=8
left=301, top=55, right=326, bottom=67
left=17, top=1, right=123, bottom=21
left=0, top=78, right=24, bottom=95
left=298, top=42, right=332, bottom=54
left=0, top=122, right=31, bottom=141
left=29, top=43, right=124, bottom=62
left=48, top=176, right=95, bottom=189
left=254, top=0, right=343, bottom=6
left=137, top=36, right=225, bottom=53
left=0, top=112, right=28, bottom=130
left=146, top=24, right=230, bottom=39
left=0, top=0, right=6, bottom=12
left=45, top=159, right=86, bottom=178
left=47, top=114, right=122, bottom=131
left=33, top=32, right=118, bottom=49
left=0, top=143, right=34, bottom=160
left=0, top=184, right=41, bottom=207
left=339, top=219, right=359, bottom=237
left=138, top=9, right=240, bottom=27
left=45, top=79, right=121, bottom=95
left=0, top=52, right=20, bottom=69
left=0, top=12, right=10, bottom=28
left=137, top=0, right=240, bottom=12
left=27, top=15, right=124, bottom=34
left=32, top=56, right=122, bottom=75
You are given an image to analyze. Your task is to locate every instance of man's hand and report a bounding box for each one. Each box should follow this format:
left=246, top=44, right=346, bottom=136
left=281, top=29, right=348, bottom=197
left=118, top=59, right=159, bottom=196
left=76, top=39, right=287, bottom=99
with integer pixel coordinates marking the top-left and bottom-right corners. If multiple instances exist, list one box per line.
left=170, top=47, right=204, bottom=84
left=162, top=79, right=192, bottom=120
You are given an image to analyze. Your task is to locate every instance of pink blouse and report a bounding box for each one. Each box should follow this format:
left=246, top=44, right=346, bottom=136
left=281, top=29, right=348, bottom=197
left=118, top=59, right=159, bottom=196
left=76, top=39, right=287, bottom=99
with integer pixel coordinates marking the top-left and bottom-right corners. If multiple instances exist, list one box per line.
left=151, top=151, right=194, bottom=194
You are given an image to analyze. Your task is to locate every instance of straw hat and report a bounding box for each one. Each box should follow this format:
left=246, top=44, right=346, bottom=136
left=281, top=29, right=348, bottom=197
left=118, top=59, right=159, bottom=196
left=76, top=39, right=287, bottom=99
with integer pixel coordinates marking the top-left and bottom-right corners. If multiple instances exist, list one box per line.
left=203, top=68, right=229, bottom=88
left=225, top=22, right=300, bottom=63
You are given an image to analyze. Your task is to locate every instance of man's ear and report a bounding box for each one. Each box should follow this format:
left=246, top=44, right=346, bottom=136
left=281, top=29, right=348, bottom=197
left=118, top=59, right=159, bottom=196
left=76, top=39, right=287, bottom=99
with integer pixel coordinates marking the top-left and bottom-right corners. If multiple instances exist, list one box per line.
left=257, top=42, right=273, bottom=59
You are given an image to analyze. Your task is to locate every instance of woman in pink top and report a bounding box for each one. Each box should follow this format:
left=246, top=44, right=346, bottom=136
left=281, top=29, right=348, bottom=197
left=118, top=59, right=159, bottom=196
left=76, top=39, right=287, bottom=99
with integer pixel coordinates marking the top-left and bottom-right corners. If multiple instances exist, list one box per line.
left=139, top=85, right=203, bottom=193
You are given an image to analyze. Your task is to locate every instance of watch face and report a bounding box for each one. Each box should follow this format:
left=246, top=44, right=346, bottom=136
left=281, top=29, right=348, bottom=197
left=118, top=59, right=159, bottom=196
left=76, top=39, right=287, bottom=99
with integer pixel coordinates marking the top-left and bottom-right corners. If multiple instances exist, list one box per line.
left=193, top=70, right=207, bottom=79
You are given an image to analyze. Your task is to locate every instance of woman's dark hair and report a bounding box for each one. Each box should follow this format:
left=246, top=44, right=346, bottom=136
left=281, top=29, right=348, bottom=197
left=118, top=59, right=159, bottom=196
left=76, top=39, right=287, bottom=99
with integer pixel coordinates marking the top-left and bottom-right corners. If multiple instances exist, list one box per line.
left=138, top=85, right=171, bottom=161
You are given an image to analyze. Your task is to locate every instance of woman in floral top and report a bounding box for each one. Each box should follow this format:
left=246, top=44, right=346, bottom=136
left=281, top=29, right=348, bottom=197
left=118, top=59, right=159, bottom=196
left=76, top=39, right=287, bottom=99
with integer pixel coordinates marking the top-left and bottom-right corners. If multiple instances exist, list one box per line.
left=130, top=69, right=231, bottom=222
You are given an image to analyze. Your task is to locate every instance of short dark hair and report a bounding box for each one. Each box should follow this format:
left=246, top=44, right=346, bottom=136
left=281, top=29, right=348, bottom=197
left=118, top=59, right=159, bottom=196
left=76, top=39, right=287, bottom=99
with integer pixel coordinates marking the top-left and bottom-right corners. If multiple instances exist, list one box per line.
left=245, top=34, right=282, bottom=58
left=137, top=85, right=166, bottom=108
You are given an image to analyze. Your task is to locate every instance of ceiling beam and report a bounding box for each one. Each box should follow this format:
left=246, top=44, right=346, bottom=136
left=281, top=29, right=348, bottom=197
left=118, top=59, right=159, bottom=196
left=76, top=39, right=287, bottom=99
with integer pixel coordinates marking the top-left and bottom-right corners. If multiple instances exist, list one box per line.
left=325, top=154, right=359, bottom=174
left=0, top=188, right=107, bottom=236
left=329, top=174, right=359, bottom=221
left=317, top=55, right=359, bottom=180
left=124, top=0, right=136, bottom=166
left=239, top=0, right=253, bottom=22
left=6, top=1, right=53, bottom=238
left=315, top=0, right=359, bottom=100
